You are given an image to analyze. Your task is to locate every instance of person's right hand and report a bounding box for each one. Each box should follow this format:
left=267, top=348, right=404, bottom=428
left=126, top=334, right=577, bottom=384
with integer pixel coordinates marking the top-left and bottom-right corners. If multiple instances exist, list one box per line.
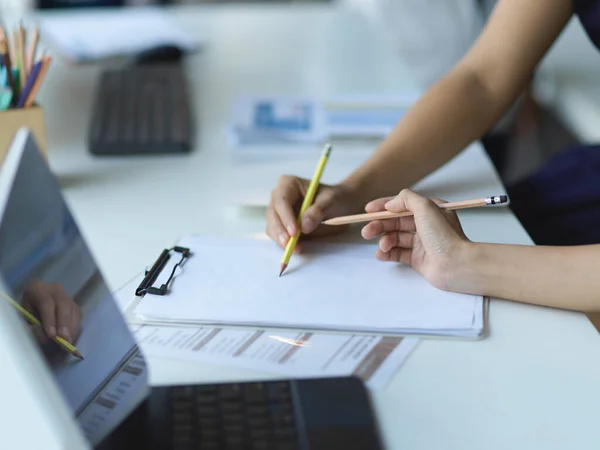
left=266, top=176, right=359, bottom=252
left=22, top=281, right=82, bottom=344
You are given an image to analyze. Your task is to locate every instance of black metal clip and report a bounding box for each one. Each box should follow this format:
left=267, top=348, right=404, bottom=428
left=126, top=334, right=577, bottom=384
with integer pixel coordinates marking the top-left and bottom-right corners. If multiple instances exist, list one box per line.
left=135, top=246, right=191, bottom=296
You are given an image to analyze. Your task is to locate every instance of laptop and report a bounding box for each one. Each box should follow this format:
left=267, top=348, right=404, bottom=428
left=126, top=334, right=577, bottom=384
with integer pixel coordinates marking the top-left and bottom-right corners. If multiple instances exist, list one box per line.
left=0, top=128, right=383, bottom=450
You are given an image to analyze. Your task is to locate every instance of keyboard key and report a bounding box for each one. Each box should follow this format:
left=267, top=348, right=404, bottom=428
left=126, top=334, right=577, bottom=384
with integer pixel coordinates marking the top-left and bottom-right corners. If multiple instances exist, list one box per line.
left=196, top=393, right=218, bottom=404
left=273, top=427, right=296, bottom=441
left=274, top=443, right=299, bottom=450
left=224, top=435, right=245, bottom=449
left=196, top=385, right=218, bottom=394
left=221, top=401, right=244, bottom=414
left=198, top=443, right=220, bottom=450
left=249, top=428, right=270, bottom=440
left=245, top=383, right=267, bottom=403
left=197, top=417, right=219, bottom=430
left=251, top=441, right=270, bottom=450
left=171, top=386, right=194, bottom=399
left=219, top=383, right=243, bottom=400
left=247, top=405, right=269, bottom=417
left=197, top=405, right=219, bottom=417
left=198, top=428, right=220, bottom=441
left=223, top=423, right=245, bottom=435
left=272, top=413, right=295, bottom=428
left=248, top=417, right=270, bottom=429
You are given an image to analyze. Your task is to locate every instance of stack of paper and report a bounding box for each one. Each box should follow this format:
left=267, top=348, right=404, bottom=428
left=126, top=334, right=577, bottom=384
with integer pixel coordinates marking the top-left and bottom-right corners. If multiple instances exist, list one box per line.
left=37, top=8, right=200, bottom=63
left=128, top=236, right=487, bottom=339
left=228, top=94, right=417, bottom=150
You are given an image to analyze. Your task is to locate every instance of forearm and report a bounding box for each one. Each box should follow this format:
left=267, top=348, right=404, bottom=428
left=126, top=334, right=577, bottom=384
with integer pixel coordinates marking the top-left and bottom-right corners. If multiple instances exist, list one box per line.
left=343, top=66, right=521, bottom=206
left=454, top=243, right=600, bottom=312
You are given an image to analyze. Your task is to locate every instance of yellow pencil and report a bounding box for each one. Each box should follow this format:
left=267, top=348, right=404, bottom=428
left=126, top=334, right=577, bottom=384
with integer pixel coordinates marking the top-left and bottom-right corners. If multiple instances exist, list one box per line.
left=279, top=143, right=332, bottom=277
left=0, top=291, right=84, bottom=360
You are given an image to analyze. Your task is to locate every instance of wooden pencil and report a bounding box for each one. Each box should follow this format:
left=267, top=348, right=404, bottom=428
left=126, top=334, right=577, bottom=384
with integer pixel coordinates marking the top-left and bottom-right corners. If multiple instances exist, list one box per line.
left=25, top=26, right=39, bottom=74
left=23, top=55, right=51, bottom=107
left=322, top=195, right=509, bottom=226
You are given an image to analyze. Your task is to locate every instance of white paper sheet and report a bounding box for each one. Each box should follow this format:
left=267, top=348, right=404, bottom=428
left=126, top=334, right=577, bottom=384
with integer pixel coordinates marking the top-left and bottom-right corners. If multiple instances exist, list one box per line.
left=131, top=235, right=484, bottom=338
left=37, top=7, right=200, bottom=62
left=134, top=324, right=419, bottom=390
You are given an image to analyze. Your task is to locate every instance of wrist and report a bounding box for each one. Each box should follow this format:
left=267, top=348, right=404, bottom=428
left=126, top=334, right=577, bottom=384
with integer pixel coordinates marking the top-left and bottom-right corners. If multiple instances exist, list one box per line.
left=338, top=177, right=373, bottom=213
left=445, top=241, right=493, bottom=295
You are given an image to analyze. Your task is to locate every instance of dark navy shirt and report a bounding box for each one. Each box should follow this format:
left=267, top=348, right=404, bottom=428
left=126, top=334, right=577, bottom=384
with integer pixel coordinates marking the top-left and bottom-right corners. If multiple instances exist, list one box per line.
left=573, top=0, right=600, bottom=49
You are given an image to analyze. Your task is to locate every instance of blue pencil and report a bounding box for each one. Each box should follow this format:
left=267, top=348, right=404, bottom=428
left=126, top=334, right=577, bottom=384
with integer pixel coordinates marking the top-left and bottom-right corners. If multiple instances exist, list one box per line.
left=17, top=59, right=42, bottom=107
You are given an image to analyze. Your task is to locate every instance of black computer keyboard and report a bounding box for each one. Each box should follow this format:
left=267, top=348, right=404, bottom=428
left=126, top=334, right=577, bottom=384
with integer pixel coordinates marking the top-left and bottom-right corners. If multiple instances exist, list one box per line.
left=88, top=63, right=193, bottom=155
left=169, top=381, right=298, bottom=450
left=100, top=376, right=382, bottom=450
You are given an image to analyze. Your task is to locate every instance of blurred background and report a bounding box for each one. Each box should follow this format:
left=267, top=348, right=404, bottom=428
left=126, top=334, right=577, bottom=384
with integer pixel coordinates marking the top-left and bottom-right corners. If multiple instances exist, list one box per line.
left=1, top=0, right=599, bottom=191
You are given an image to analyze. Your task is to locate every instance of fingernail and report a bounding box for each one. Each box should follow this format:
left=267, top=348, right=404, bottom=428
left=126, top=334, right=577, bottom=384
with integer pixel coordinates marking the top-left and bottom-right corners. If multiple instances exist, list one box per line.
left=301, top=217, right=314, bottom=232
left=48, top=326, right=56, bottom=338
left=379, top=240, right=390, bottom=252
left=287, top=225, right=295, bottom=236
left=279, top=233, right=288, bottom=246
left=59, top=326, right=71, bottom=342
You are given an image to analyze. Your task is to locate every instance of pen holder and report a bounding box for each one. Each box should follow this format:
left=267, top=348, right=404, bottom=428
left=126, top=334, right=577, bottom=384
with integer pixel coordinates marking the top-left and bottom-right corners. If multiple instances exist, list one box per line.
left=0, top=105, right=47, bottom=166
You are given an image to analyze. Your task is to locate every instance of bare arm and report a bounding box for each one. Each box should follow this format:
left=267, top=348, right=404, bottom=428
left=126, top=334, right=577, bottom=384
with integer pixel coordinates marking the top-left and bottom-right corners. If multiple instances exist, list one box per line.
left=344, top=0, right=573, bottom=205
left=456, top=244, right=600, bottom=312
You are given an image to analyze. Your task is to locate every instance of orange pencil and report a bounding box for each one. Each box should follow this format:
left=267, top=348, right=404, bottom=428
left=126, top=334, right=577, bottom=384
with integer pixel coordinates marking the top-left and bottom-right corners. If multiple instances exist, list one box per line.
left=322, top=195, right=509, bottom=226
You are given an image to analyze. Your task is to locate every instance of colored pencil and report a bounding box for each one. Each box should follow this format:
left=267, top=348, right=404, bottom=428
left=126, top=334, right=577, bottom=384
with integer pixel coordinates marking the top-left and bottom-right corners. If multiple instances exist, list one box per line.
left=23, top=55, right=51, bottom=107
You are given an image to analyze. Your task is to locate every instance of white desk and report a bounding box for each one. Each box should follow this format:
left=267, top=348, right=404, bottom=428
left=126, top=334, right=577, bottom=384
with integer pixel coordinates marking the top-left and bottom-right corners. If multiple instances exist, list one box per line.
left=5, top=4, right=600, bottom=450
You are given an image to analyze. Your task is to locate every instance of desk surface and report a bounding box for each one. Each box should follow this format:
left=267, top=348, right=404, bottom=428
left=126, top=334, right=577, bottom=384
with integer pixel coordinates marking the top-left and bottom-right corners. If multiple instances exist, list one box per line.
left=5, top=4, right=600, bottom=450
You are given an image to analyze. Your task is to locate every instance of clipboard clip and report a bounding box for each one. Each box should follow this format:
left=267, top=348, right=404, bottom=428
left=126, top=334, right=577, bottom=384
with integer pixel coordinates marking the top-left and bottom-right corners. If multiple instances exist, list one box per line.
left=136, top=246, right=191, bottom=296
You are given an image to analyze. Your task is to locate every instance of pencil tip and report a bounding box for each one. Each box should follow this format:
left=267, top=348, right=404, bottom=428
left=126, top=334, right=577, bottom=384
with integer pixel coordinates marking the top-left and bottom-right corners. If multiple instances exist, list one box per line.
left=279, top=263, right=288, bottom=277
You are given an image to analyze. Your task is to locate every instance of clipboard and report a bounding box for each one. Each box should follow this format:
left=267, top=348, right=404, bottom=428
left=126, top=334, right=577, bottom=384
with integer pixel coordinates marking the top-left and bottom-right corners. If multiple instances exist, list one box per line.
left=124, top=235, right=488, bottom=340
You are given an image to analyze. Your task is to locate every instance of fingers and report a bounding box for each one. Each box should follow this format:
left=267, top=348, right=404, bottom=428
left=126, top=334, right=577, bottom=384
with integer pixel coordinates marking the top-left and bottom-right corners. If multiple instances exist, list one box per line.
left=266, top=176, right=303, bottom=248
left=52, top=283, right=77, bottom=343
left=365, top=196, right=395, bottom=213
left=266, top=204, right=290, bottom=248
left=361, top=216, right=416, bottom=240
left=31, top=289, right=57, bottom=339
left=301, top=187, right=336, bottom=234
left=378, top=231, right=415, bottom=253
left=274, top=176, right=302, bottom=236
left=22, top=282, right=82, bottom=343
left=375, top=247, right=412, bottom=265
left=385, top=189, right=439, bottom=216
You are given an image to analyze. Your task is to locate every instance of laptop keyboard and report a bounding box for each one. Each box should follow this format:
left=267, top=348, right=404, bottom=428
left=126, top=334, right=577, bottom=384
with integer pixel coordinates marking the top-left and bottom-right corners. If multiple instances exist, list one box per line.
left=169, top=381, right=300, bottom=450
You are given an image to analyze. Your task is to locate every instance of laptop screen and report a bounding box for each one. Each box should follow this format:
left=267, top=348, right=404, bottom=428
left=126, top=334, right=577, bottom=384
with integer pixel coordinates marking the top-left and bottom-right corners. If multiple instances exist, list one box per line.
left=0, top=131, right=143, bottom=439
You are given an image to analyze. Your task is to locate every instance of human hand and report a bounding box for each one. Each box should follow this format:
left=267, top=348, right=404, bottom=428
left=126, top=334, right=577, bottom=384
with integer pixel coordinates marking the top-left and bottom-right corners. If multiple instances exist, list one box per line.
left=266, top=176, right=360, bottom=252
left=361, top=189, right=470, bottom=291
left=22, top=281, right=82, bottom=344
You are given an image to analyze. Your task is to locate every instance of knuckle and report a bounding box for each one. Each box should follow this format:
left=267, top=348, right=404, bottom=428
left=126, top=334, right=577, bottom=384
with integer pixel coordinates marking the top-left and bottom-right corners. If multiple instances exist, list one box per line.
left=277, top=174, right=293, bottom=185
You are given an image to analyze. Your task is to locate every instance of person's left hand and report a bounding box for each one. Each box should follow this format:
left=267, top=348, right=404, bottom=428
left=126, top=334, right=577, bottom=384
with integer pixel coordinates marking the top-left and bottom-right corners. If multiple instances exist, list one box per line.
left=22, top=281, right=82, bottom=344
left=361, top=189, right=471, bottom=291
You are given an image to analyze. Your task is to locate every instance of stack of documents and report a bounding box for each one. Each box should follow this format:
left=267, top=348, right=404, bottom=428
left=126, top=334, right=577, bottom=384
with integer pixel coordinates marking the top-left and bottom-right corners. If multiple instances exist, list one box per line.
left=37, top=8, right=200, bottom=63
left=228, top=94, right=417, bottom=150
left=127, top=235, right=487, bottom=339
